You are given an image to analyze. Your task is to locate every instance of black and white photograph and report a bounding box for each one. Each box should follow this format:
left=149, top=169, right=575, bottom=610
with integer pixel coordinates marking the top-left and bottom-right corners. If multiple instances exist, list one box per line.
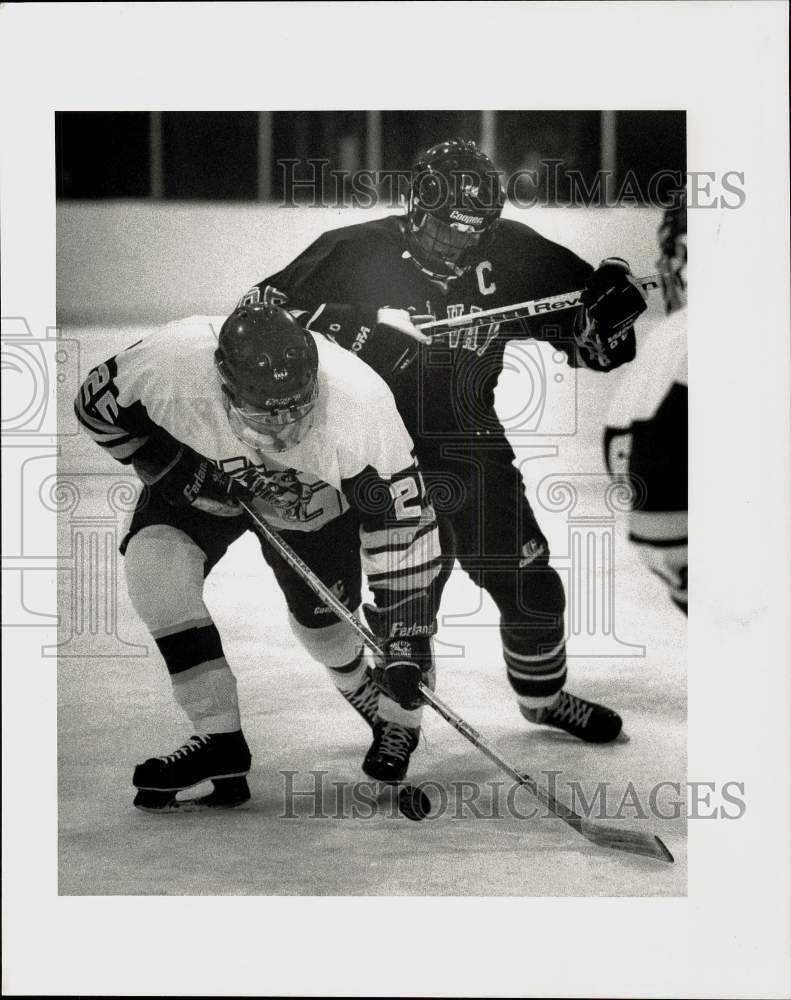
left=2, top=3, right=789, bottom=997
left=56, top=106, right=689, bottom=897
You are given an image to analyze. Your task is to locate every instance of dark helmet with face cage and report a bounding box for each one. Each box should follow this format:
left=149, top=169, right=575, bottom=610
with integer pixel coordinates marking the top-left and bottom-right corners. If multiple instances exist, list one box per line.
left=405, top=138, right=505, bottom=281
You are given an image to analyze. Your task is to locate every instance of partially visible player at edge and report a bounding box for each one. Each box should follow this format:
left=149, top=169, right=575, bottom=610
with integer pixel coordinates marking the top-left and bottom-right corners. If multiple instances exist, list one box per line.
left=75, top=304, right=448, bottom=809
left=605, top=193, right=688, bottom=613
left=242, top=138, right=649, bottom=743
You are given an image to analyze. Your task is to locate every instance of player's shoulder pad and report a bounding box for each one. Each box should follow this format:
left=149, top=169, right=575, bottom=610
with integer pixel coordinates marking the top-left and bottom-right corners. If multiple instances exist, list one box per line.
left=495, top=217, right=594, bottom=276
left=310, top=215, right=402, bottom=253
left=314, top=330, right=397, bottom=410
left=114, top=315, right=223, bottom=404
left=312, top=332, right=415, bottom=479
left=314, top=331, right=409, bottom=454
left=128, top=315, right=223, bottom=363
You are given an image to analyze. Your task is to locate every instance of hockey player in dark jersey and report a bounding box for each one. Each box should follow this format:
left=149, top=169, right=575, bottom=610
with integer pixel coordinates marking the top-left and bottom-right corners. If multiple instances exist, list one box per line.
left=75, top=304, right=447, bottom=809
left=242, top=138, right=648, bottom=743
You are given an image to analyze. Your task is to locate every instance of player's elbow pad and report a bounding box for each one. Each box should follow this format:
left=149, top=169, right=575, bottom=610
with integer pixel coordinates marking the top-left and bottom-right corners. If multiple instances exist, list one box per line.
left=303, top=302, right=378, bottom=353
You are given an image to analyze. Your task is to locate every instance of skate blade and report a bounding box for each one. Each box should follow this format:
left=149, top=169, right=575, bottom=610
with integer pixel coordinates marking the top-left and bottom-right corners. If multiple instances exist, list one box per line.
left=133, top=796, right=250, bottom=814
left=528, top=718, right=628, bottom=745
left=133, top=777, right=250, bottom=813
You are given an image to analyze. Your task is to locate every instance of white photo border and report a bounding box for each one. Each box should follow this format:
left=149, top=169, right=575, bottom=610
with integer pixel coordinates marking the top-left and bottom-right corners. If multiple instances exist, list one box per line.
left=2, top=2, right=789, bottom=997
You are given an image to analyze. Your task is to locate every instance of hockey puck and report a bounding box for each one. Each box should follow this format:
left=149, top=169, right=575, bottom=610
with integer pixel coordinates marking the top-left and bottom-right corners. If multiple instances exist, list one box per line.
left=397, top=784, right=431, bottom=822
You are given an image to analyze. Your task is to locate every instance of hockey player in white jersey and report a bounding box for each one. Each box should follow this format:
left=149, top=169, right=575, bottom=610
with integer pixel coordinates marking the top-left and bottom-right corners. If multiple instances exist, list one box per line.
left=604, top=195, right=688, bottom=612
left=75, top=304, right=446, bottom=809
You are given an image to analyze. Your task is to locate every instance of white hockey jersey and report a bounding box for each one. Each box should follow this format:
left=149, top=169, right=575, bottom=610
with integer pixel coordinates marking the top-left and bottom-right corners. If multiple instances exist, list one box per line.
left=76, top=316, right=441, bottom=597
left=607, top=307, right=687, bottom=428
left=604, top=307, right=688, bottom=611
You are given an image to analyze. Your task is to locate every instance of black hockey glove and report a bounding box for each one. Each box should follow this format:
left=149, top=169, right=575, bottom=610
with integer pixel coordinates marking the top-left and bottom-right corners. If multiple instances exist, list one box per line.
left=364, top=594, right=436, bottom=710
left=150, top=446, right=242, bottom=517
left=573, top=258, right=645, bottom=371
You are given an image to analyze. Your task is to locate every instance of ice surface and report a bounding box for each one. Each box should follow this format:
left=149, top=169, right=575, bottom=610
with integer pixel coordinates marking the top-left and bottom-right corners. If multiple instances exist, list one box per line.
left=57, top=212, right=686, bottom=896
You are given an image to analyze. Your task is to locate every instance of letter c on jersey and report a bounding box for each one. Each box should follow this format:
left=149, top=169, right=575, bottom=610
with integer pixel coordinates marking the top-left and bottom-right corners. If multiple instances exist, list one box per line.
left=476, top=261, right=496, bottom=296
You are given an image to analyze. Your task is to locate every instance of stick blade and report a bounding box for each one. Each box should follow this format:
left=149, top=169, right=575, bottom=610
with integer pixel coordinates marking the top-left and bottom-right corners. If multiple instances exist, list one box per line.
left=580, top=821, right=675, bottom=863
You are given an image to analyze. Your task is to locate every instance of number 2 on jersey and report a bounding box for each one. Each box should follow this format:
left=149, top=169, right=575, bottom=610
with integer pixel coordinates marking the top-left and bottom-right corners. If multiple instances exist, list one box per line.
left=390, top=474, right=421, bottom=520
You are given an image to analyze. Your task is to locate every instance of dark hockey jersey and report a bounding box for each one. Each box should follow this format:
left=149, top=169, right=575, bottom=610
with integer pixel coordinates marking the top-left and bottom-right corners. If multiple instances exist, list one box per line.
left=244, top=214, right=594, bottom=443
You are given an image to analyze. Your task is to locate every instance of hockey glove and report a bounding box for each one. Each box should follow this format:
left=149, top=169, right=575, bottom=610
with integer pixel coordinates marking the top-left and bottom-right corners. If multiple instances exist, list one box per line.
left=573, top=258, right=645, bottom=371
left=364, top=594, right=436, bottom=710
left=153, top=447, right=242, bottom=517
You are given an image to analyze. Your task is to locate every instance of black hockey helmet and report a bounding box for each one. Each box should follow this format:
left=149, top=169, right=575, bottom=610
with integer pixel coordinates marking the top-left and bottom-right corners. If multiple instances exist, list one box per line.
left=405, top=138, right=505, bottom=280
left=215, top=304, right=319, bottom=452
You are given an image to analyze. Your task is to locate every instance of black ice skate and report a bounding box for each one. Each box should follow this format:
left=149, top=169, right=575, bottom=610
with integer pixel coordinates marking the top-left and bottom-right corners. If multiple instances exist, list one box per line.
left=362, top=720, right=419, bottom=783
left=132, top=731, right=252, bottom=812
left=520, top=690, right=623, bottom=744
left=341, top=666, right=380, bottom=730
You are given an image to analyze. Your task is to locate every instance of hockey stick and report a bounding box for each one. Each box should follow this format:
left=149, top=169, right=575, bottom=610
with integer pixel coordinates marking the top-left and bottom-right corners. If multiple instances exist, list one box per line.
left=240, top=499, right=674, bottom=864
left=415, top=273, right=664, bottom=338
